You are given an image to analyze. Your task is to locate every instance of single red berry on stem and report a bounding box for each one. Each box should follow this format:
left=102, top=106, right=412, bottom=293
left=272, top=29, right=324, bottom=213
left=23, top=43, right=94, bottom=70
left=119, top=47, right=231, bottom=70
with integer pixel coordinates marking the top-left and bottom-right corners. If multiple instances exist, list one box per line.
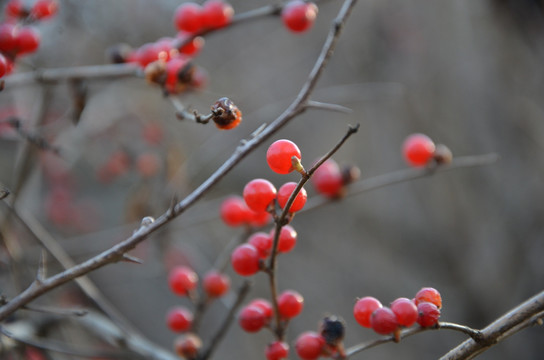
left=168, top=266, right=198, bottom=296
left=277, top=182, right=307, bottom=212
left=269, top=225, right=297, bottom=253
left=414, top=287, right=442, bottom=309
left=417, top=302, right=441, bottom=327
left=174, top=333, right=202, bottom=359
left=266, top=139, right=302, bottom=174
left=402, top=133, right=436, bottom=167
left=353, top=296, right=382, bottom=328
left=31, top=0, right=58, bottom=20
left=231, top=244, right=260, bottom=276
left=248, top=298, right=274, bottom=320
left=0, top=23, right=18, bottom=53
left=311, top=159, right=344, bottom=198
left=203, top=270, right=230, bottom=297
left=243, top=178, right=277, bottom=213
left=265, top=341, right=289, bottom=360
left=15, top=26, right=40, bottom=55
left=202, top=0, right=234, bottom=29
left=277, top=290, right=304, bottom=319
left=281, top=1, right=318, bottom=33
left=166, top=307, right=193, bottom=332
left=390, top=297, right=418, bottom=327
left=370, top=307, right=399, bottom=335
left=238, top=305, right=267, bottom=332
left=173, top=2, right=203, bottom=33
left=248, top=232, right=273, bottom=259
left=295, top=331, right=325, bottom=360
left=220, top=196, right=250, bottom=227
left=176, top=31, right=205, bottom=56
left=5, top=0, right=26, bottom=18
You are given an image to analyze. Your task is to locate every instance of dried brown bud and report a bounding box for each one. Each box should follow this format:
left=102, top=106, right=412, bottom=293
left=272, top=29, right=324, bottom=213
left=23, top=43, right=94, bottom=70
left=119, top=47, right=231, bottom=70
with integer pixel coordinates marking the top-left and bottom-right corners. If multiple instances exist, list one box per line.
left=106, top=43, right=133, bottom=64
left=174, top=333, right=202, bottom=360
left=341, top=164, right=360, bottom=185
left=319, top=315, right=345, bottom=346
left=210, top=97, right=242, bottom=130
left=433, top=144, right=453, bottom=165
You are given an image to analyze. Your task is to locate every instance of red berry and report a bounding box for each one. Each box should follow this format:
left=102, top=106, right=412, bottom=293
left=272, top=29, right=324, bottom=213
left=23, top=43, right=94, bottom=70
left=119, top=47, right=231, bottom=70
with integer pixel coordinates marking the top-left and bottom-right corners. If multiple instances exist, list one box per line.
left=416, top=302, right=440, bottom=327
left=277, top=182, right=307, bottom=212
left=248, top=232, right=273, bottom=259
left=166, top=307, right=193, bottom=332
left=402, top=133, right=436, bottom=167
left=248, top=298, right=274, bottom=319
left=266, top=139, right=302, bottom=175
left=173, top=2, right=203, bottom=33
left=5, top=0, right=25, bottom=18
left=311, top=159, right=344, bottom=198
left=134, top=43, right=159, bottom=67
left=243, top=178, right=277, bottom=213
left=220, top=196, right=250, bottom=227
left=176, top=31, right=205, bottom=56
left=0, top=54, right=8, bottom=78
left=231, top=244, right=260, bottom=276
left=269, top=225, right=297, bottom=253
left=281, top=1, right=318, bottom=33
left=277, top=290, right=304, bottom=319
left=15, top=26, right=40, bottom=55
left=370, top=307, right=399, bottom=335
left=414, top=287, right=442, bottom=309
left=174, top=333, right=202, bottom=358
left=295, top=331, right=325, bottom=360
left=390, top=298, right=418, bottom=327
left=202, top=0, right=234, bottom=29
left=164, top=55, right=193, bottom=94
left=0, top=23, right=17, bottom=53
left=238, top=305, right=267, bottom=332
left=31, top=0, right=58, bottom=20
left=248, top=209, right=272, bottom=227
left=168, top=266, right=198, bottom=296
left=203, top=270, right=230, bottom=297
left=265, top=341, right=289, bottom=360
left=353, top=296, right=382, bottom=328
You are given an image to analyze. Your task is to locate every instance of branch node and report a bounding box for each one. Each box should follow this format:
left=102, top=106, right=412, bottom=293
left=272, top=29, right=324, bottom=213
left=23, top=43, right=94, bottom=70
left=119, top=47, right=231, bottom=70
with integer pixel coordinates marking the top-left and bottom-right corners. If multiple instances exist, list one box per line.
left=140, top=216, right=155, bottom=227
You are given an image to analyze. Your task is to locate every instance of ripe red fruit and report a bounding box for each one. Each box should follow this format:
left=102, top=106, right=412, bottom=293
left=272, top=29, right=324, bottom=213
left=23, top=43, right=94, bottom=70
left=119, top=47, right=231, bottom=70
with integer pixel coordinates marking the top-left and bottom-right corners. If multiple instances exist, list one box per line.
left=248, top=209, right=272, bottom=227
left=390, top=298, right=418, bottom=327
left=295, top=331, right=325, bottom=360
left=173, top=2, right=203, bottom=33
left=248, top=232, right=273, bottom=259
left=281, top=1, right=318, bottom=33
left=5, top=0, right=25, bottom=18
left=0, top=23, right=18, bottom=53
left=168, top=266, right=198, bottom=296
left=203, top=270, right=230, bottom=297
left=231, top=244, right=260, bottom=276
left=176, top=31, right=205, bottom=56
left=243, top=178, right=277, bottom=213
left=202, top=0, right=234, bottom=29
left=353, top=296, right=382, bottom=328
left=0, top=54, right=8, bottom=78
left=402, top=133, right=436, bottom=167
left=164, top=55, right=193, bottom=94
left=265, top=341, right=289, bottom=360
left=416, top=302, right=440, bottom=327
left=31, top=0, right=58, bottom=20
left=15, top=26, right=40, bottom=55
left=370, top=307, right=399, bottom=335
left=220, top=196, right=250, bottom=227
left=414, top=287, right=442, bottom=309
left=166, top=307, right=193, bottom=332
left=238, top=305, right=267, bottom=332
left=266, top=139, right=302, bottom=174
left=311, top=159, right=344, bottom=198
left=269, top=225, right=297, bottom=253
left=248, top=298, right=274, bottom=319
left=277, top=182, right=307, bottom=212
left=174, top=333, right=202, bottom=358
left=277, top=290, right=304, bottom=319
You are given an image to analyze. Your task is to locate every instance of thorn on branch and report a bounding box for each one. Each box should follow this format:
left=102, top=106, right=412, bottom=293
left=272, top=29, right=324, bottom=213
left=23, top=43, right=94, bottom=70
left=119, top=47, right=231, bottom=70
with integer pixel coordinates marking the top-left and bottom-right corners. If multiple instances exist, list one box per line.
left=121, top=254, right=144, bottom=265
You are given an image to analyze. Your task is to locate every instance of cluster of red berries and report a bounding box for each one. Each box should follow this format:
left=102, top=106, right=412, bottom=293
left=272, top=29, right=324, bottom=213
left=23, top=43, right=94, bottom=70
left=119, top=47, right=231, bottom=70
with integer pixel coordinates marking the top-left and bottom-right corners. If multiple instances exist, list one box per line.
left=402, top=133, right=453, bottom=167
left=0, top=0, right=58, bottom=78
left=353, top=287, right=442, bottom=339
left=166, top=265, right=231, bottom=358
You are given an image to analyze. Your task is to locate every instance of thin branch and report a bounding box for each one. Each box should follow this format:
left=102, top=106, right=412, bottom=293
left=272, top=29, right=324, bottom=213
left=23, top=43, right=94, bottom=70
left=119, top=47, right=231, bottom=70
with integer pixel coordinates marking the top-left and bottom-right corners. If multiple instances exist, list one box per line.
left=344, top=326, right=429, bottom=357
left=306, top=100, right=353, bottom=113
left=0, top=0, right=359, bottom=323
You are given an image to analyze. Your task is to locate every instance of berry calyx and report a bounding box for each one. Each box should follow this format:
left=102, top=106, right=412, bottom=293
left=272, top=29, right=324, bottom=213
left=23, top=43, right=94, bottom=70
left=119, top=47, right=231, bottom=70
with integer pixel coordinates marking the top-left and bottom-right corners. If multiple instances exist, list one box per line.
left=174, top=333, right=202, bottom=359
left=370, top=307, right=399, bottom=335
left=166, top=307, right=194, bottom=332
left=265, top=341, right=289, bottom=360
left=269, top=225, right=297, bottom=253
left=210, top=97, right=242, bottom=130
left=248, top=232, right=273, bottom=259
left=416, top=302, right=441, bottom=327
left=168, top=266, right=198, bottom=296
left=231, top=244, right=261, bottom=276
left=281, top=1, right=318, bottom=33
left=173, top=2, right=204, bottom=33
left=353, top=296, right=382, bottom=328
left=402, top=133, right=436, bottom=167
left=203, top=270, right=230, bottom=297
left=277, top=182, right=307, bottom=212
left=295, top=331, right=325, bottom=360
left=202, top=0, right=234, bottom=29
left=266, top=139, right=302, bottom=175
left=248, top=298, right=274, bottom=320
left=390, top=298, right=418, bottom=327
left=414, top=287, right=442, bottom=309
left=277, top=290, right=304, bottom=319
left=220, top=196, right=250, bottom=227
left=243, top=178, right=277, bottom=213
left=311, top=159, right=344, bottom=198
left=238, top=305, right=267, bottom=332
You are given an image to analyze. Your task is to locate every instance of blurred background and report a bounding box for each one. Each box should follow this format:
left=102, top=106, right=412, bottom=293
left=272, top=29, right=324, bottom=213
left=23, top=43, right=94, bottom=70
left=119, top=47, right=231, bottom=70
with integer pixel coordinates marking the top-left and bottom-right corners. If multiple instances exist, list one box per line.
left=0, top=0, right=543, bottom=359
